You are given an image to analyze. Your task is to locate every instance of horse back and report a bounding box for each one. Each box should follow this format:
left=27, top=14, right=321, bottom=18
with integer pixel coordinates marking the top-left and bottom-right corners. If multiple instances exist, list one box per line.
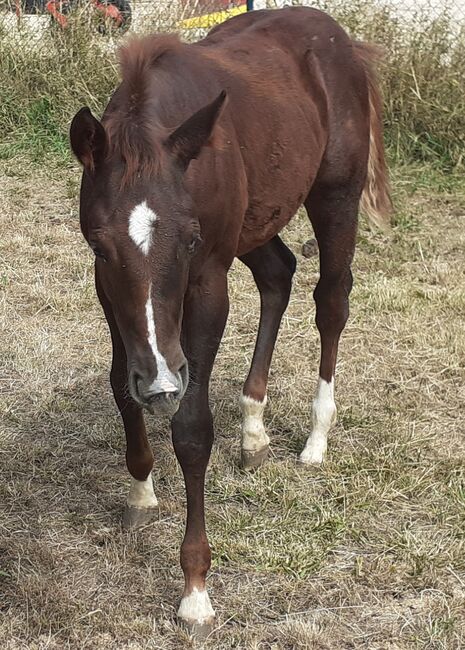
left=198, top=7, right=370, bottom=254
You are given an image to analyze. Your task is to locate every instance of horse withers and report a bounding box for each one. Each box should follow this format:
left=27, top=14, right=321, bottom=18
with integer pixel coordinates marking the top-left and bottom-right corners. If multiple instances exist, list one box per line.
left=70, top=7, right=391, bottom=637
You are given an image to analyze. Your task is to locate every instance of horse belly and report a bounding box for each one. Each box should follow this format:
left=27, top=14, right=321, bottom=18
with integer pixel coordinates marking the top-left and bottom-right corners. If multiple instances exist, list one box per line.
left=237, top=124, right=323, bottom=256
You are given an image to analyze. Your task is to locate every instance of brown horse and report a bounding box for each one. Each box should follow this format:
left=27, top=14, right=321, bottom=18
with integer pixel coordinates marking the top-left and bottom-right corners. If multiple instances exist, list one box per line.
left=70, top=6, right=391, bottom=637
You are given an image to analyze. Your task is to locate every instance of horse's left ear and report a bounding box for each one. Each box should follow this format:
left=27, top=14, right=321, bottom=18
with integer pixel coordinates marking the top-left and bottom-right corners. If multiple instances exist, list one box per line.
left=166, top=90, right=228, bottom=170
left=70, top=107, right=107, bottom=173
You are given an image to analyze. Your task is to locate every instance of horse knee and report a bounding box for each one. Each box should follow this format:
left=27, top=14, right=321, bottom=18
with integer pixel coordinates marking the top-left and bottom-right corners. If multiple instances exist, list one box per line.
left=172, top=408, right=213, bottom=471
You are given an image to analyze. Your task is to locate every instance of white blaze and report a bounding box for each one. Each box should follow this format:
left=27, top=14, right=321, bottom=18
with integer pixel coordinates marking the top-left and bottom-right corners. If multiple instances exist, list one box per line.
left=145, top=286, right=178, bottom=393
left=240, top=394, right=269, bottom=452
left=128, top=201, right=157, bottom=255
left=127, top=472, right=158, bottom=508
left=300, top=377, right=336, bottom=465
left=177, top=587, right=215, bottom=624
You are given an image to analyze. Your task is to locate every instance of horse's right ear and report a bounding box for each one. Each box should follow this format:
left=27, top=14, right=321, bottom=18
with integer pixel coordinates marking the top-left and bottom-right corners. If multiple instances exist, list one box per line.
left=165, top=90, right=228, bottom=171
left=70, top=107, right=106, bottom=172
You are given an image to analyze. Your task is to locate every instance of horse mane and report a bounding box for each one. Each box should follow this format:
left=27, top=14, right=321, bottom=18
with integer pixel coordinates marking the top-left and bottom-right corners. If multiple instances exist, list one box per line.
left=103, top=34, right=183, bottom=186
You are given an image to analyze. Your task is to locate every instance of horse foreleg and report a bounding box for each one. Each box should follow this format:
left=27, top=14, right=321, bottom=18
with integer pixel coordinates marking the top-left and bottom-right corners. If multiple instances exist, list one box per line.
left=96, top=271, right=158, bottom=529
left=172, top=265, right=229, bottom=638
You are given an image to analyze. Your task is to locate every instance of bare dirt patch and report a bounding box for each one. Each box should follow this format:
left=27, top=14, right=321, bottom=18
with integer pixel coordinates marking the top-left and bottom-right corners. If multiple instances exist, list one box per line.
left=0, top=160, right=464, bottom=649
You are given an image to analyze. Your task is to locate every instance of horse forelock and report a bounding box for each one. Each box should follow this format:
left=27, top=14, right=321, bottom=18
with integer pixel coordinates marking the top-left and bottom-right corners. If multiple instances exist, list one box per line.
left=103, top=34, right=182, bottom=187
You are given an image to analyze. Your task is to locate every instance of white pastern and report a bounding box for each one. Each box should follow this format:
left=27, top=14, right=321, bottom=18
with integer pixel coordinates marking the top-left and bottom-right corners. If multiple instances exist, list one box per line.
left=240, top=394, right=269, bottom=452
left=300, top=377, right=336, bottom=465
left=127, top=472, right=158, bottom=508
left=177, top=587, right=215, bottom=624
left=128, top=201, right=157, bottom=256
left=145, top=286, right=178, bottom=393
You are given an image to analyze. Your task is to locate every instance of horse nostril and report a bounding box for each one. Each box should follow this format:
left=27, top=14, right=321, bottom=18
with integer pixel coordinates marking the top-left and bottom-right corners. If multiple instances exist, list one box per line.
left=129, top=369, right=145, bottom=396
left=130, top=362, right=187, bottom=406
left=173, top=362, right=189, bottom=401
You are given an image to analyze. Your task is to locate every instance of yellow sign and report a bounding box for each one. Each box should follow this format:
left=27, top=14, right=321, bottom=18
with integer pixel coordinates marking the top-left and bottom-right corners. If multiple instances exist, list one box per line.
left=179, top=5, right=247, bottom=29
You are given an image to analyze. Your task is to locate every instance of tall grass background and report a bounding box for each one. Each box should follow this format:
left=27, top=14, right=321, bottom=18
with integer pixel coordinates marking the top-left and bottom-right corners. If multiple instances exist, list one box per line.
left=0, top=0, right=464, bottom=169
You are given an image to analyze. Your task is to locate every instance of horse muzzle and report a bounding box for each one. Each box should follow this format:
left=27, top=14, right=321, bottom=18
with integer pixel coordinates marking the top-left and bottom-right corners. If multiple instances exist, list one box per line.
left=129, top=363, right=189, bottom=416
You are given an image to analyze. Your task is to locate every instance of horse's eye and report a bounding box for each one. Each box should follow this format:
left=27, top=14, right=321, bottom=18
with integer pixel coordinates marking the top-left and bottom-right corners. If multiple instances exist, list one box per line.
left=188, top=234, right=202, bottom=255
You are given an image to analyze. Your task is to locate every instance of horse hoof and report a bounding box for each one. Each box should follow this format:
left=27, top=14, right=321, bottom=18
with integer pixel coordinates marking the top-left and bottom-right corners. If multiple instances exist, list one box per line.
left=178, top=616, right=215, bottom=641
left=298, top=448, right=325, bottom=466
left=122, top=504, right=159, bottom=531
left=241, top=445, right=270, bottom=470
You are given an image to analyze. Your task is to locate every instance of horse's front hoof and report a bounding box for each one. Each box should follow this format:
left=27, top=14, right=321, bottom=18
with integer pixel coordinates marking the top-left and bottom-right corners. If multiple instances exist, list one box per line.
left=122, top=504, right=159, bottom=531
left=178, top=616, right=215, bottom=641
left=298, top=444, right=326, bottom=466
left=298, top=452, right=325, bottom=466
left=241, top=444, right=270, bottom=470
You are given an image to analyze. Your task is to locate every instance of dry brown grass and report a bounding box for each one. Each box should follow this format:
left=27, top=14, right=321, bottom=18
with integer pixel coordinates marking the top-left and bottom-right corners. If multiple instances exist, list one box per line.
left=0, top=159, right=464, bottom=649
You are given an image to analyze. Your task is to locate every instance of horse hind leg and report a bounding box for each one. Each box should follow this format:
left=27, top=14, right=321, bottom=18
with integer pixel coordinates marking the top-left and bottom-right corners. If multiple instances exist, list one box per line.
left=239, top=235, right=296, bottom=469
left=299, top=183, right=358, bottom=464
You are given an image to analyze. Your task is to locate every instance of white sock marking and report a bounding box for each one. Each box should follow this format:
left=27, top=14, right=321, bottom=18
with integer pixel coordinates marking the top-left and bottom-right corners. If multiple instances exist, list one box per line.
left=127, top=472, right=158, bottom=508
left=177, top=587, right=215, bottom=624
left=240, top=394, right=269, bottom=452
left=128, top=201, right=157, bottom=255
left=145, top=285, right=178, bottom=393
left=300, top=377, right=336, bottom=465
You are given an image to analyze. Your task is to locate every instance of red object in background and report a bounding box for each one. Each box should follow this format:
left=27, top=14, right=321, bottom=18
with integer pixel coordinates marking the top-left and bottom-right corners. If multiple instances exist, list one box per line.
left=45, top=0, right=123, bottom=28
left=45, top=0, right=123, bottom=27
left=93, top=0, right=123, bottom=25
left=45, top=0, right=68, bottom=27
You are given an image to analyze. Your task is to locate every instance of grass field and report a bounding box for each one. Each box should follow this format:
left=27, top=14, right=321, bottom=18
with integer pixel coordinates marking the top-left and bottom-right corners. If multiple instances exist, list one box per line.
left=0, top=157, right=464, bottom=649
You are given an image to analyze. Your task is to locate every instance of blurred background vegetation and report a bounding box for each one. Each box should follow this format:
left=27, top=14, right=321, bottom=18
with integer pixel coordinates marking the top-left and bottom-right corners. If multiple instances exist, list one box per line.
left=0, top=0, right=464, bottom=170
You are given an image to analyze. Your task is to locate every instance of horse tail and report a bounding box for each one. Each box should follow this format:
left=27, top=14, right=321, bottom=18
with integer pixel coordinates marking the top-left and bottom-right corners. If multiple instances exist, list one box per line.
left=354, top=42, right=392, bottom=231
